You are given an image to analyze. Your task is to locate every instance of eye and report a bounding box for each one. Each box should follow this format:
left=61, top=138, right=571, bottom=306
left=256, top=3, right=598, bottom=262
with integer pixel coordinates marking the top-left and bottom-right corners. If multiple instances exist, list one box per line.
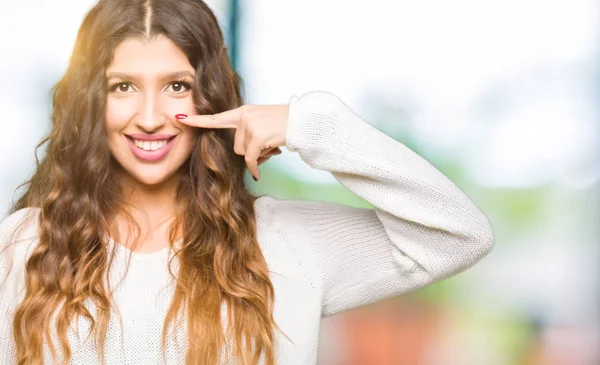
left=107, top=80, right=193, bottom=94
left=109, top=82, right=134, bottom=93
left=167, top=81, right=192, bottom=94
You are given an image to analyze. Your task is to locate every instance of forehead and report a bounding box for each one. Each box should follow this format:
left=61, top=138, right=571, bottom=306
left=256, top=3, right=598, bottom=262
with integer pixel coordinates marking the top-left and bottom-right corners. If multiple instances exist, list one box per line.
left=106, top=34, right=194, bottom=75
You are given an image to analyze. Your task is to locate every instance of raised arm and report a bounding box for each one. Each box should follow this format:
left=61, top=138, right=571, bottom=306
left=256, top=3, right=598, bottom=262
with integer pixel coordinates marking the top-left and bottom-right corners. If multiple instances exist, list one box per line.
left=279, top=90, right=494, bottom=317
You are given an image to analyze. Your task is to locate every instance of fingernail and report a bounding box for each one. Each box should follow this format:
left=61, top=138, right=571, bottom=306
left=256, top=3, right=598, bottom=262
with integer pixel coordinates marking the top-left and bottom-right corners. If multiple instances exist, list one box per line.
left=252, top=175, right=258, bottom=181
left=175, top=114, right=187, bottom=120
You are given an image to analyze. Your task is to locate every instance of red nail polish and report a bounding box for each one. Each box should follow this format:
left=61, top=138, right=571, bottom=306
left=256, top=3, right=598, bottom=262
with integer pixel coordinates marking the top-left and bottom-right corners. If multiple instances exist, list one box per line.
left=175, top=114, right=187, bottom=119
left=253, top=175, right=258, bottom=181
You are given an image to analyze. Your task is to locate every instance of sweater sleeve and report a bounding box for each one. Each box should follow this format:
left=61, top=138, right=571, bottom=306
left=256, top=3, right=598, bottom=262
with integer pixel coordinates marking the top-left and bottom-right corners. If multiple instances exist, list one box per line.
left=282, top=90, right=495, bottom=318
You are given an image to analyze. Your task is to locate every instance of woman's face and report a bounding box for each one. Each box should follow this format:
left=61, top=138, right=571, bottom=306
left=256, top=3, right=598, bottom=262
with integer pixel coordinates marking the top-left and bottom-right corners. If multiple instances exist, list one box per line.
left=105, top=34, right=196, bottom=187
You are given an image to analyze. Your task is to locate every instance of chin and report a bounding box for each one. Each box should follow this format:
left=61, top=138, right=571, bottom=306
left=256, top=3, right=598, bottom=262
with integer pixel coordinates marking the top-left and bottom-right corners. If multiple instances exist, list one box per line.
left=134, top=171, right=176, bottom=187
left=134, top=176, right=168, bottom=187
left=112, top=153, right=188, bottom=188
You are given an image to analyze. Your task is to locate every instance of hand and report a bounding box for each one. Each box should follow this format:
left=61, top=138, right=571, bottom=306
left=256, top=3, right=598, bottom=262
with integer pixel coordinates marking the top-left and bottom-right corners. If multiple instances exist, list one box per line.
left=176, top=104, right=289, bottom=180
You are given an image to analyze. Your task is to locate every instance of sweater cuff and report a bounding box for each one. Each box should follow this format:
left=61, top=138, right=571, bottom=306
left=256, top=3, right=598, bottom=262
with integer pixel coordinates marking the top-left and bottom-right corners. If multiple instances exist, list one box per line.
left=285, top=91, right=342, bottom=153
left=285, top=94, right=301, bottom=152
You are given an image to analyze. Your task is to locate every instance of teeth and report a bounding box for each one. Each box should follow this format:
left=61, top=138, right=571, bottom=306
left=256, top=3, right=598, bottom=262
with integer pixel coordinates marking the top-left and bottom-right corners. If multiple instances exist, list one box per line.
left=132, top=139, right=169, bottom=151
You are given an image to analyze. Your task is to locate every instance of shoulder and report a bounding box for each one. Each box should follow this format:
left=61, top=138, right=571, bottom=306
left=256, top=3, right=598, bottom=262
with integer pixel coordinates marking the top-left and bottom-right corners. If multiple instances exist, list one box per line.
left=0, top=207, right=40, bottom=245
left=0, top=208, right=40, bottom=303
left=252, top=195, right=329, bottom=292
left=252, top=195, right=373, bottom=288
left=254, top=195, right=351, bottom=223
left=0, top=207, right=41, bottom=260
left=253, top=194, right=373, bottom=247
left=254, top=195, right=370, bottom=223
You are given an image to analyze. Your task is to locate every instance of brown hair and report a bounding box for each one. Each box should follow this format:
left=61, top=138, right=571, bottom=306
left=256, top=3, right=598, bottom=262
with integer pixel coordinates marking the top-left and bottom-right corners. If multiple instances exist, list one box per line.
left=7, top=0, right=285, bottom=364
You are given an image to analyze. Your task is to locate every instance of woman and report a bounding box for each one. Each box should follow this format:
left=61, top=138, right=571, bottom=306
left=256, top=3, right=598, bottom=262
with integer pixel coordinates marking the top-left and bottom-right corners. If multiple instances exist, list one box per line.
left=0, top=0, right=495, bottom=364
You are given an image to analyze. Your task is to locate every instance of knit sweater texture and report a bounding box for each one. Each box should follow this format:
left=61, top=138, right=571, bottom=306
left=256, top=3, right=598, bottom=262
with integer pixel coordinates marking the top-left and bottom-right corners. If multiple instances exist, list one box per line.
left=0, top=90, right=495, bottom=364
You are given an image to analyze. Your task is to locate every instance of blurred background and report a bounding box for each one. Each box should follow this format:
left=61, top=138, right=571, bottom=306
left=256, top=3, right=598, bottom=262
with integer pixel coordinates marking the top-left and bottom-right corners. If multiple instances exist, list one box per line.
left=1, top=0, right=599, bottom=364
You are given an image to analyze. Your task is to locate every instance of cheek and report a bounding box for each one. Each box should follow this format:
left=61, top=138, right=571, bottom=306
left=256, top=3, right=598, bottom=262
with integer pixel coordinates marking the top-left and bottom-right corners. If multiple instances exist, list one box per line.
left=167, top=98, right=196, bottom=120
left=105, top=98, right=132, bottom=132
left=180, top=126, right=197, bottom=152
left=105, top=96, right=195, bottom=126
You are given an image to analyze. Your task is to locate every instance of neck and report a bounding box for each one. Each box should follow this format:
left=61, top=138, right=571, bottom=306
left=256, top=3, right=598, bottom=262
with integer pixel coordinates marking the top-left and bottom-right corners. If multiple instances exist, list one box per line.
left=109, top=167, right=184, bottom=248
left=118, top=167, right=182, bottom=224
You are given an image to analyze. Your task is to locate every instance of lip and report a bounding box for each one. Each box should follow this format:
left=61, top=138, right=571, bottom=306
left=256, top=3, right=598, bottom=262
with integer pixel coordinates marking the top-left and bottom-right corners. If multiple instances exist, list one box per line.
left=126, top=135, right=177, bottom=162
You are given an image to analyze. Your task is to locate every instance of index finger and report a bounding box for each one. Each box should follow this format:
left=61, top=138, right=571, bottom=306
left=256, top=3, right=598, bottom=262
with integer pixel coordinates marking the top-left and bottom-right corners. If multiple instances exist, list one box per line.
left=176, top=107, right=241, bottom=129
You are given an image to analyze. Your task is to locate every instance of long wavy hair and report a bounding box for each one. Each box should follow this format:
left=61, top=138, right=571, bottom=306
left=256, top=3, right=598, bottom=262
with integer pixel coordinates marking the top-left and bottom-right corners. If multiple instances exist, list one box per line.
left=6, top=0, right=285, bottom=364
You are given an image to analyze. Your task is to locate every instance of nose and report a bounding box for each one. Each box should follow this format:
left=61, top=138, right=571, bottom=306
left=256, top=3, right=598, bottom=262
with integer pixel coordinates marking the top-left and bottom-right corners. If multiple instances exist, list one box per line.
left=135, top=90, right=167, bottom=132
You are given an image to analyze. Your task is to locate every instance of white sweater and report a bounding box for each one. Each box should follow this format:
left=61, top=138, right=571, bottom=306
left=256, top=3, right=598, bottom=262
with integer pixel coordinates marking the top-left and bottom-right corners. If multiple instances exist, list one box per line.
left=0, top=91, right=494, bottom=365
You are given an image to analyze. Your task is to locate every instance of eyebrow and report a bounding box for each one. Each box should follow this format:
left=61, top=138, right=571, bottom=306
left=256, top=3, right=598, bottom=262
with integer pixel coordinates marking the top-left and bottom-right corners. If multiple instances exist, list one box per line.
left=106, top=70, right=195, bottom=81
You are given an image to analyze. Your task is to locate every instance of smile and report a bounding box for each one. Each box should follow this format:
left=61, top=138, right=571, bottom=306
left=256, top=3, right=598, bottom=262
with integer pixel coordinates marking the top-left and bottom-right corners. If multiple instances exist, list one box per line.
left=131, top=138, right=171, bottom=151
left=125, top=136, right=177, bottom=162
